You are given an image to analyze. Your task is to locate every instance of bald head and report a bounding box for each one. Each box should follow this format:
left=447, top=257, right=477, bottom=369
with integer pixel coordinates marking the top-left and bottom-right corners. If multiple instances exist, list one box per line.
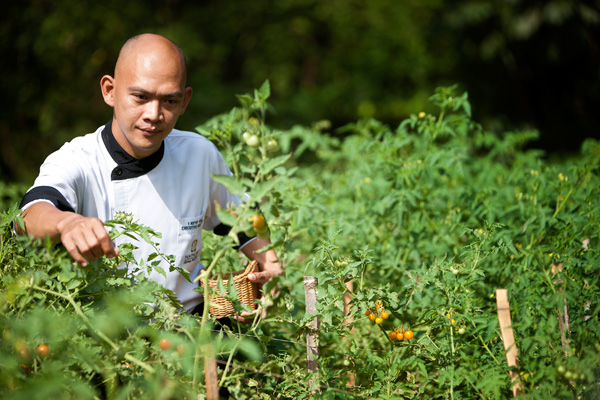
left=100, top=33, right=193, bottom=159
left=115, top=34, right=188, bottom=87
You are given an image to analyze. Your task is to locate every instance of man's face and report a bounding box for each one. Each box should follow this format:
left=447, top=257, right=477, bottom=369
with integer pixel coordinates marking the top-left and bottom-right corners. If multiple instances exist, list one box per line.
left=101, top=40, right=192, bottom=159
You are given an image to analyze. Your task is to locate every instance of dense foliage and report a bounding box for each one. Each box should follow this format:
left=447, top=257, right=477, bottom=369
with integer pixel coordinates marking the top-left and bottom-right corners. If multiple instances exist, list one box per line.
left=1, top=84, right=599, bottom=399
left=3, top=0, right=599, bottom=182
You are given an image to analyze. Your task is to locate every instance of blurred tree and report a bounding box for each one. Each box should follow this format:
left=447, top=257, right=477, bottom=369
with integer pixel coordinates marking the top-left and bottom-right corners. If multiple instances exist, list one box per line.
left=446, top=0, right=600, bottom=154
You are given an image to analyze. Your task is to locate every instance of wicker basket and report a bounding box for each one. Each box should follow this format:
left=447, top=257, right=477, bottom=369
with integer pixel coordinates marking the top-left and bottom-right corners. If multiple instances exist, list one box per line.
left=199, top=260, right=260, bottom=318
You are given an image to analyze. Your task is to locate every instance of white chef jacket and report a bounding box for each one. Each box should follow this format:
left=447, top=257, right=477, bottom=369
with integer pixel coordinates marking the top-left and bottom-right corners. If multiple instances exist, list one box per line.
left=20, top=122, right=253, bottom=310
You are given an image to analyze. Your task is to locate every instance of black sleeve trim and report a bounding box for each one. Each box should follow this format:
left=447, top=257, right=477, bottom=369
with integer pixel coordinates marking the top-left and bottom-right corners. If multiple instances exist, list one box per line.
left=19, top=186, right=75, bottom=213
left=212, top=223, right=254, bottom=250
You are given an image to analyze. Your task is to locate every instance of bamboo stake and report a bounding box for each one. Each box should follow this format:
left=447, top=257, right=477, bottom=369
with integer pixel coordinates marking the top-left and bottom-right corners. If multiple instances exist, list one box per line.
left=304, top=276, right=320, bottom=393
left=495, top=289, right=523, bottom=397
left=204, top=344, right=219, bottom=400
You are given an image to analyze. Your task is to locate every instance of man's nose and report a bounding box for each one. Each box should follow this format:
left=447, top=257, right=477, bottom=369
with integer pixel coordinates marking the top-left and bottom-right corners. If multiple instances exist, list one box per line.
left=144, top=100, right=162, bottom=121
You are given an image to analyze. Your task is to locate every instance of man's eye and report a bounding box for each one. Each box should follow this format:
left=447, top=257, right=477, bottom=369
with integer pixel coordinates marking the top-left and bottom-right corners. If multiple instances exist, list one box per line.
left=133, top=94, right=146, bottom=100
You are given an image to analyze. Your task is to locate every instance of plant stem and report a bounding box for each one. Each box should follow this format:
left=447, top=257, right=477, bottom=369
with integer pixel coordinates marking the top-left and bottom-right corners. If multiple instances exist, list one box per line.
left=450, top=324, right=455, bottom=400
left=553, top=186, right=575, bottom=218
left=477, top=334, right=500, bottom=364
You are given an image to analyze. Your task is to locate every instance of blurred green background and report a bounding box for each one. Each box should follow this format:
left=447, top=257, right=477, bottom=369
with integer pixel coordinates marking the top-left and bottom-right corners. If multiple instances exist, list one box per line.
left=2, top=0, right=599, bottom=184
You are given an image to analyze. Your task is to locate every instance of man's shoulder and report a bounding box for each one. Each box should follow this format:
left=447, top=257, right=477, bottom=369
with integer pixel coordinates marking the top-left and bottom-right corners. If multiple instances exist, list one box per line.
left=52, top=126, right=105, bottom=156
left=166, top=129, right=218, bottom=151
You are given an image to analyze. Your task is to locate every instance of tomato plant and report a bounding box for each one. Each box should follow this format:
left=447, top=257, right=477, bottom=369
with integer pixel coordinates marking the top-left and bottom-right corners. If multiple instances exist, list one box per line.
left=1, top=83, right=599, bottom=399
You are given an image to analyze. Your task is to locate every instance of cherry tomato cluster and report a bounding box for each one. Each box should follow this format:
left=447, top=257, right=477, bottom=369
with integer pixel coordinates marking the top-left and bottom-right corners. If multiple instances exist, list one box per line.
left=14, top=340, right=51, bottom=362
left=365, top=300, right=389, bottom=325
left=388, top=328, right=414, bottom=341
left=241, top=118, right=279, bottom=152
left=557, top=364, right=586, bottom=382
left=114, top=211, right=134, bottom=224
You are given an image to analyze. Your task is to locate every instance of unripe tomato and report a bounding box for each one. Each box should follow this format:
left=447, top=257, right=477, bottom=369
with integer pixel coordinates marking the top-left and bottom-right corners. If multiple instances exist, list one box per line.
left=266, top=139, right=279, bottom=152
left=36, top=344, right=50, bottom=357
left=245, top=134, right=260, bottom=148
left=18, top=347, right=30, bottom=361
left=257, top=227, right=270, bottom=239
left=565, top=371, right=573, bottom=380
left=159, top=338, right=172, bottom=350
left=242, top=132, right=251, bottom=142
left=15, top=340, right=29, bottom=361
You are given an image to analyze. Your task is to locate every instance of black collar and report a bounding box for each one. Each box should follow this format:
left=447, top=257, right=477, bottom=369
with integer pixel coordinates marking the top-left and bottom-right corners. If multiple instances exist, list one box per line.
left=101, top=121, right=164, bottom=181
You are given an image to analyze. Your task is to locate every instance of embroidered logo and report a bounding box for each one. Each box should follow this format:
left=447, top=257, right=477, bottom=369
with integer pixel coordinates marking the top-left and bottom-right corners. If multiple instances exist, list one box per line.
left=181, top=217, right=203, bottom=232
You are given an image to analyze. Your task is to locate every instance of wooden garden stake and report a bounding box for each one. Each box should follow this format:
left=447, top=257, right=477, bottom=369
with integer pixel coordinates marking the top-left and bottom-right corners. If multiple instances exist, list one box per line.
left=304, top=276, right=320, bottom=393
left=495, top=289, right=523, bottom=397
left=552, top=266, right=571, bottom=357
left=343, top=280, right=355, bottom=388
left=204, top=344, right=219, bottom=400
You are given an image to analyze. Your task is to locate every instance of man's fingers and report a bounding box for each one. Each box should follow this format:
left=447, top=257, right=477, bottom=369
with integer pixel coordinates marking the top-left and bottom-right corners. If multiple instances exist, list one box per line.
left=62, top=238, right=88, bottom=266
left=60, top=216, right=118, bottom=266
left=91, top=223, right=119, bottom=258
left=247, top=271, right=277, bottom=284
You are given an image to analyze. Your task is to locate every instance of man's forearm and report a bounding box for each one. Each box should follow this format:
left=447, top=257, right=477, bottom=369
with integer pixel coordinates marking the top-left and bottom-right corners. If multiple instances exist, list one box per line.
left=18, top=202, right=118, bottom=266
left=18, top=202, right=71, bottom=244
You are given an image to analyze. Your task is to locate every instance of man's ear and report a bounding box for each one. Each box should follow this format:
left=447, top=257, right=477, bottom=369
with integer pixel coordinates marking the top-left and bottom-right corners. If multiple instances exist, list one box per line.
left=179, top=87, right=193, bottom=115
left=100, top=75, right=115, bottom=107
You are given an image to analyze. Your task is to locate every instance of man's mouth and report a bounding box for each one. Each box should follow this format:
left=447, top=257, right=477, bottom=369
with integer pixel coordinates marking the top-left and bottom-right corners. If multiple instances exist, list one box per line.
left=139, top=127, right=161, bottom=135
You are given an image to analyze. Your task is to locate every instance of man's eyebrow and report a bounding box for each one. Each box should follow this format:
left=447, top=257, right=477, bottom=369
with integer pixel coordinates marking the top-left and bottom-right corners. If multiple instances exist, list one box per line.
left=128, top=87, right=184, bottom=99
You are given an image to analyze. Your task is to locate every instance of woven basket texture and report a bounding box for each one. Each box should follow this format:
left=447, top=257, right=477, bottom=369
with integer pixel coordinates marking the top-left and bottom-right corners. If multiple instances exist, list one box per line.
left=200, top=260, right=260, bottom=318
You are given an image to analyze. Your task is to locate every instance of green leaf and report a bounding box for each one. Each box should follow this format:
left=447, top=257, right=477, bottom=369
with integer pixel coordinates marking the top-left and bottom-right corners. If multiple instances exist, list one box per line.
left=257, top=80, right=270, bottom=102
left=259, top=153, right=291, bottom=175
left=210, top=174, right=248, bottom=195
left=236, top=94, right=253, bottom=107
left=250, top=179, right=278, bottom=202
left=216, top=208, right=238, bottom=227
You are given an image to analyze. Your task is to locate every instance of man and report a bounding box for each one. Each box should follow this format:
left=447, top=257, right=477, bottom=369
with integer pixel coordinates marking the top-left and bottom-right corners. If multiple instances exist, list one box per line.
left=17, top=33, right=282, bottom=321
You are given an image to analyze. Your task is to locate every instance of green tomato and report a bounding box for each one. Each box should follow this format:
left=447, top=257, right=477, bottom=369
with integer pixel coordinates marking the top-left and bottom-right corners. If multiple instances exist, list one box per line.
left=257, top=228, right=270, bottom=239
left=245, top=135, right=260, bottom=148
left=266, top=139, right=279, bottom=152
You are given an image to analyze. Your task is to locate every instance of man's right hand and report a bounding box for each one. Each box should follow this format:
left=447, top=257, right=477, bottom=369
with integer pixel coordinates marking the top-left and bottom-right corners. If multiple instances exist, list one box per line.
left=19, top=202, right=118, bottom=266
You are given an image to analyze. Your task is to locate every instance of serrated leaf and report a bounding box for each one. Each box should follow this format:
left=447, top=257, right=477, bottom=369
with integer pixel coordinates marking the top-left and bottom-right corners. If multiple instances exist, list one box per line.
left=257, top=80, right=270, bottom=102
left=210, top=174, right=247, bottom=195
left=154, top=266, right=166, bottom=279
left=216, top=208, right=238, bottom=227
left=259, top=153, right=291, bottom=175
left=250, top=179, right=278, bottom=202
left=236, top=94, right=253, bottom=106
